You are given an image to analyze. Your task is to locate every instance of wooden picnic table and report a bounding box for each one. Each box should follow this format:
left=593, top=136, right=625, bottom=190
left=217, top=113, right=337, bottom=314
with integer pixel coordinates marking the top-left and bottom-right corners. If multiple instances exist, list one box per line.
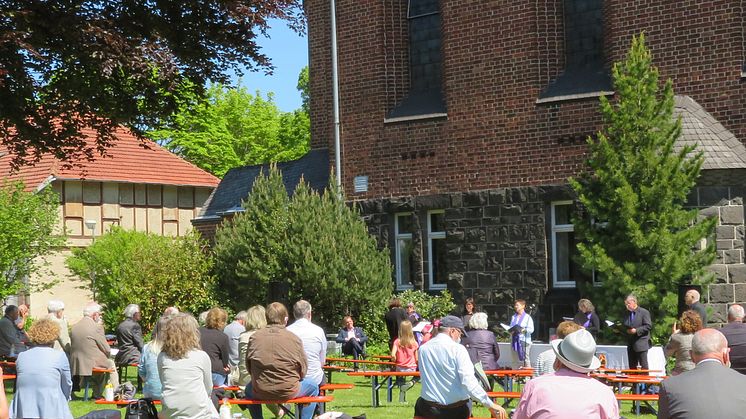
left=323, top=365, right=347, bottom=383
left=370, top=355, right=393, bottom=360
left=219, top=396, right=332, bottom=419
left=325, top=357, right=396, bottom=368
left=484, top=369, right=533, bottom=392
left=598, top=368, right=663, bottom=374
left=348, top=370, right=419, bottom=407
left=606, top=375, right=663, bottom=415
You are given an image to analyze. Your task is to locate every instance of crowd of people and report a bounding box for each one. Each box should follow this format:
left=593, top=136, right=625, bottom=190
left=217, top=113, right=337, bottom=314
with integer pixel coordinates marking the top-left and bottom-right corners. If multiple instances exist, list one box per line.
left=0, top=291, right=745, bottom=419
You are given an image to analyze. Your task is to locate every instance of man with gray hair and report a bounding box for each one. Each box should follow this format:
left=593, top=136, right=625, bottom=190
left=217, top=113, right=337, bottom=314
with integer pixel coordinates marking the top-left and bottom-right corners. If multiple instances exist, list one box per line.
left=623, top=294, right=652, bottom=369
left=47, top=300, right=71, bottom=354
left=658, top=329, right=746, bottom=418
left=223, top=310, right=247, bottom=375
left=684, top=288, right=707, bottom=325
left=71, top=302, right=118, bottom=399
left=114, top=303, right=143, bottom=367
left=286, top=300, right=327, bottom=390
left=719, top=304, right=746, bottom=374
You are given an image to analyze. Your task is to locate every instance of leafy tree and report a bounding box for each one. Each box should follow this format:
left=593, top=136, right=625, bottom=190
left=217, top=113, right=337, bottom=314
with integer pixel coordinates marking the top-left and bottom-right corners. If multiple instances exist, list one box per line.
left=213, top=167, right=393, bottom=331
left=297, top=66, right=310, bottom=113
left=569, top=34, right=716, bottom=342
left=0, top=0, right=303, bottom=170
left=0, top=182, right=64, bottom=299
left=66, top=228, right=217, bottom=332
left=149, top=83, right=310, bottom=177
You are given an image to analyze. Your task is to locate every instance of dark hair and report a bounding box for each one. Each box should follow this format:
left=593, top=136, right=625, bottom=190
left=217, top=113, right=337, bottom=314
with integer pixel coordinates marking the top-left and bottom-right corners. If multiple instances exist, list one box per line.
left=4, top=305, right=17, bottom=316
left=515, top=299, right=526, bottom=306
left=389, top=298, right=402, bottom=309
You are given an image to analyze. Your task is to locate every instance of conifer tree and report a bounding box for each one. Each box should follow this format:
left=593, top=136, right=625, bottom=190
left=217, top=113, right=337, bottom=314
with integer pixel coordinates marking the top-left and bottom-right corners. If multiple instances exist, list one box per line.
left=570, top=34, right=716, bottom=341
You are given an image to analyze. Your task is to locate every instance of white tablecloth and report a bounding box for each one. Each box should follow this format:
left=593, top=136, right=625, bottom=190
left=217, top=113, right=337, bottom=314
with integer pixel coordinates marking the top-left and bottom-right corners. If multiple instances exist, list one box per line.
left=497, top=342, right=665, bottom=375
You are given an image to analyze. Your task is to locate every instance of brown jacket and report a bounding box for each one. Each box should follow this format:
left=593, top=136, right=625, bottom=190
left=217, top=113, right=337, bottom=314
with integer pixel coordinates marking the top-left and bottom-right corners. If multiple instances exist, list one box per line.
left=246, top=325, right=307, bottom=400
left=70, top=316, right=110, bottom=376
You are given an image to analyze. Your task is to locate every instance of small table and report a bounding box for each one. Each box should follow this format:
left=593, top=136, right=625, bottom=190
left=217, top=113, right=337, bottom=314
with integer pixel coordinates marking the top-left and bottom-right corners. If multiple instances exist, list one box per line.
left=348, top=370, right=419, bottom=407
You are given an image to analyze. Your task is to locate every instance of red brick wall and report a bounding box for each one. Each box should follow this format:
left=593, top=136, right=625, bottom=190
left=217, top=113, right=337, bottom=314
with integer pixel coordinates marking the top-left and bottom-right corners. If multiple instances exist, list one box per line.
left=306, top=0, right=746, bottom=199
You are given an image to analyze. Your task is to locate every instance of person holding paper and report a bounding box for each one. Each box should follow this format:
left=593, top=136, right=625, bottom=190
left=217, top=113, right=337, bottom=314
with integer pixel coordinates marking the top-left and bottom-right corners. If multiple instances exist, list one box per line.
left=573, top=298, right=600, bottom=338
left=508, top=299, right=534, bottom=369
left=623, top=294, right=652, bottom=369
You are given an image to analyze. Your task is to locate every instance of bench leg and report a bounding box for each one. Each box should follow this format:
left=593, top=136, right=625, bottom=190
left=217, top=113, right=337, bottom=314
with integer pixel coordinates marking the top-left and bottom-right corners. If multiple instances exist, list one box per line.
left=83, top=376, right=90, bottom=402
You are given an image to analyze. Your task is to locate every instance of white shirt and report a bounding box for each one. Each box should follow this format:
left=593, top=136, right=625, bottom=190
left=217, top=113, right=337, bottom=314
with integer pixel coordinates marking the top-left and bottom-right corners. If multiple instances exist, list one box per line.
left=223, top=321, right=245, bottom=366
left=287, top=317, right=327, bottom=385
left=419, top=333, right=492, bottom=406
left=511, top=312, right=534, bottom=344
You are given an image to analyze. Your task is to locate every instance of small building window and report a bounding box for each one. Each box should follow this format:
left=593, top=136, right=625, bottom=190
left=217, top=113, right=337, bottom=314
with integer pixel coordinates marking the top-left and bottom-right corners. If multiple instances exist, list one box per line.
left=551, top=201, right=580, bottom=288
left=395, top=212, right=416, bottom=290
left=427, top=210, right=447, bottom=289
left=387, top=0, right=446, bottom=119
left=539, top=0, right=611, bottom=100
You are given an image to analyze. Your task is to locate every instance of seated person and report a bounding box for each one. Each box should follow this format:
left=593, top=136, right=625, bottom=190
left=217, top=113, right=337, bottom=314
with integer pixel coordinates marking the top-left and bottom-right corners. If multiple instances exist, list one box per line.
left=245, top=302, right=318, bottom=419
left=114, top=304, right=144, bottom=367
left=335, top=316, right=367, bottom=359
left=0, top=306, right=25, bottom=357
left=513, top=329, right=618, bottom=418
left=70, top=303, right=118, bottom=399
left=139, top=316, right=168, bottom=400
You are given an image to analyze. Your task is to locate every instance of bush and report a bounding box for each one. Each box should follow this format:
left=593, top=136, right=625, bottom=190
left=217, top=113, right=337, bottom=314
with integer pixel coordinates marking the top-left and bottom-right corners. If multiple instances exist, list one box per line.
left=66, top=228, right=217, bottom=332
left=213, top=167, right=393, bottom=332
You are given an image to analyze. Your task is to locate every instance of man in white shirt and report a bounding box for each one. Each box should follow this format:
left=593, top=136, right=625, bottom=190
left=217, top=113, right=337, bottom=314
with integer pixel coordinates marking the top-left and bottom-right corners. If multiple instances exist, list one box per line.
left=223, top=310, right=247, bottom=367
left=286, top=300, right=327, bottom=388
left=416, top=315, right=506, bottom=419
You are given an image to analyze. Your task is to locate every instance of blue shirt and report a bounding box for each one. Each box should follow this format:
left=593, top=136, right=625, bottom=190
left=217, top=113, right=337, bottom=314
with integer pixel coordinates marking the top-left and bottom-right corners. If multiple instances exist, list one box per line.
left=138, top=343, right=162, bottom=399
left=419, top=333, right=492, bottom=406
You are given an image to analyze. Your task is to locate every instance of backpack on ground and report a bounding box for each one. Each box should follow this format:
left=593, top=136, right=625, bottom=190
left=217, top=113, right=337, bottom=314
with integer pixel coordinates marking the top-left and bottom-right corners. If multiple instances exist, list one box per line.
left=125, top=398, right=159, bottom=419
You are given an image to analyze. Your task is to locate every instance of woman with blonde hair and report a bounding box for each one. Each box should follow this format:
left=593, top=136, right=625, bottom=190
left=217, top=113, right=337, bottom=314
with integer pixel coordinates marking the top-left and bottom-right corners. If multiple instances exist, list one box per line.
left=157, top=313, right=218, bottom=419
left=199, top=307, right=231, bottom=386
left=391, top=320, right=418, bottom=397
left=138, top=316, right=169, bottom=399
left=664, top=310, right=704, bottom=375
left=10, top=318, right=72, bottom=419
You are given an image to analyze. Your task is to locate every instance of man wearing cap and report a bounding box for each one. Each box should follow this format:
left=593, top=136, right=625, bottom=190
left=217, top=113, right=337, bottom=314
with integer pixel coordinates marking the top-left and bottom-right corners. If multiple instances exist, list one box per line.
left=415, top=315, right=506, bottom=419
left=513, top=329, right=618, bottom=418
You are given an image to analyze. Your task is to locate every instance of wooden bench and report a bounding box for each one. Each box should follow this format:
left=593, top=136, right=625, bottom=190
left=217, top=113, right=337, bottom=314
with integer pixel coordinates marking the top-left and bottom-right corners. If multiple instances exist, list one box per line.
left=94, top=399, right=162, bottom=406
left=81, top=368, right=115, bottom=402
left=325, top=357, right=396, bottom=371
left=218, top=396, right=333, bottom=419
left=348, top=370, right=419, bottom=407
left=616, top=392, right=659, bottom=415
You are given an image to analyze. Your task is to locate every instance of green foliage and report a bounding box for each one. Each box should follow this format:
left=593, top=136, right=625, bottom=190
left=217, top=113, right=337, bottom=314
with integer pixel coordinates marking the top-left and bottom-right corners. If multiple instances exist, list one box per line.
left=212, top=167, right=393, bottom=332
left=297, top=66, right=310, bottom=113
left=149, top=82, right=310, bottom=177
left=0, top=182, right=65, bottom=299
left=569, top=34, right=716, bottom=343
left=66, top=228, right=217, bottom=332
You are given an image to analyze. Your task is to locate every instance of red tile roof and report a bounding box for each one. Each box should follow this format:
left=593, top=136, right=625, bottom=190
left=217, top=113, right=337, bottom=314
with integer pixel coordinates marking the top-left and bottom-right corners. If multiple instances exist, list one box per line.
left=1, top=127, right=219, bottom=190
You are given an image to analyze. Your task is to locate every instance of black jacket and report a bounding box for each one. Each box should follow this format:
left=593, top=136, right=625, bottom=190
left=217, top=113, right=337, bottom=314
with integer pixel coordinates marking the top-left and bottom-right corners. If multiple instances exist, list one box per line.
left=622, top=306, right=652, bottom=352
left=573, top=311, right=601, bottom=338
left=720, top=322, right=746, bottom=375
left=114, top=318, right=144, bottom=365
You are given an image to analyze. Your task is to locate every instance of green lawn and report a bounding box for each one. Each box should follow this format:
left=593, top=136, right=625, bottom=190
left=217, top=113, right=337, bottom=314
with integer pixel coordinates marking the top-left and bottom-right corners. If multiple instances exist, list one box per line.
left=7, top=367, right=657, bottom=418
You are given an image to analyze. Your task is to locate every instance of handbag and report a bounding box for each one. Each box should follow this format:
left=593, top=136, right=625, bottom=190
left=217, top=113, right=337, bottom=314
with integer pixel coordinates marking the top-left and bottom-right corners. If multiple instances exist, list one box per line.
left=473, top=361, right=491, bottom=391
left=125, top=398, right=159, bottom=419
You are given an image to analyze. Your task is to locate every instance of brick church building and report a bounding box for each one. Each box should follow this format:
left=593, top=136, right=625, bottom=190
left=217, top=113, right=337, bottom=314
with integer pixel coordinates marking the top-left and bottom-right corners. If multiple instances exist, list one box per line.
left=299, top=0, right=746, bottom=337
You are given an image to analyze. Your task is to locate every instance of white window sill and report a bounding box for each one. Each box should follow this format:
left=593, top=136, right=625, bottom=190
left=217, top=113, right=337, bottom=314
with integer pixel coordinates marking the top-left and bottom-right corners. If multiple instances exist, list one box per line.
left=384, top=113, right=448, bottom=124
left=536, top=91, right=614, bottom=105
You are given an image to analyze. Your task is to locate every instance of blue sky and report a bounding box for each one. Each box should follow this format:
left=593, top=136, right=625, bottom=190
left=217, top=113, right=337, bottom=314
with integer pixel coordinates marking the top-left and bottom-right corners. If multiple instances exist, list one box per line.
left=229, top=19, right=309, bottom=112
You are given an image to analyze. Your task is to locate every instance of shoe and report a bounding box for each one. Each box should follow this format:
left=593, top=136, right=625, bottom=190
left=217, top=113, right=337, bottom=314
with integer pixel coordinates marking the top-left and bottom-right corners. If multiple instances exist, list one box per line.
left=400, top=381, right=415, bottom=392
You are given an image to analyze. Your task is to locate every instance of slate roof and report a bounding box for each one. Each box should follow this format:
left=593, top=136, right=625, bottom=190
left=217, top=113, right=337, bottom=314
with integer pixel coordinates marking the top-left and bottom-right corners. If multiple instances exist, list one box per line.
left=197, top=148, right=330, bottom=219
left=1, top=127, right=219, bottom=190
left=674, top=95, right=746, bottom=170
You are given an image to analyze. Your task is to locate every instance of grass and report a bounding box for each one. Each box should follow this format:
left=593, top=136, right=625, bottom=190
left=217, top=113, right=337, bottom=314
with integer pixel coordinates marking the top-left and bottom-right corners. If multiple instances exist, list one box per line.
left=7, top=367, right=657, bottom=418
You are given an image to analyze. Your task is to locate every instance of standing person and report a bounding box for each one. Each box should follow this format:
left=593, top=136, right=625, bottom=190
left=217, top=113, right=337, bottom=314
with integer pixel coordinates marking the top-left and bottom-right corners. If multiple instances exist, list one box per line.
left=335, top=316, right=368, bottom=360
left=664, top=310, right=703, bottom=376
left=391, top=320, right=418, bottom=397
left=719, top=304, right=746, bottom=374
left=684, top=289, right=707, bottom=325
left=46, top=300, right=71, bottom=355
left=286, top=300, right=327, bottom=390
left=10, top=319, right=73, bottom=419
left=244, top=302, right=317, bottom=419
left=415, top=315, right=506, bottom=419
left=463, top=313, right=500, bottom=387
left=461, top=298, right=476, bottom=331
left=157, top=313, right=218, bottom=419
left=623, top=294, right=652, bottom=369
left=407, top=302, right=423, bottom=325
left=223, top=310, right=247, bottom=382
left=384, top=298, right=407, bottom=349
left=70, top=302, right=118, bottom=399
left=199, top=307, right=231, bottom=386
left=573, top=298, right=601, bottom=338
left=658, top=329, right=746, bottom=418
left=138, top=316, right=168, bottom=400
left=513, top=330, right=618, bottom=419
left=114, top=304, right=144, bottom=368
left=509, top=299, right=534, bottom=369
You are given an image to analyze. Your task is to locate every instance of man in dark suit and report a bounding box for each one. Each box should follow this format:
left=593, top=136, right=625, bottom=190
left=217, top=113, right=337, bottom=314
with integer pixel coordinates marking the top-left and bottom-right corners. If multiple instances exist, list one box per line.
left=719, top=304, right=746, bottom=375
left=684, top=289, right=707, bottom=325
left=336, top=315, right=368, bottom=359
left=658, top=328, right=746, bottom=418
left=384, top=298, right=407, bottom=349
left=623, top=295, right=652, bottom=369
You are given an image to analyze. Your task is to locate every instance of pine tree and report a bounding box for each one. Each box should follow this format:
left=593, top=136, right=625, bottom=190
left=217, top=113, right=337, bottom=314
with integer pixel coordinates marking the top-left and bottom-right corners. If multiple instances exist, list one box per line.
left=569, top=34, right=716, bottom=342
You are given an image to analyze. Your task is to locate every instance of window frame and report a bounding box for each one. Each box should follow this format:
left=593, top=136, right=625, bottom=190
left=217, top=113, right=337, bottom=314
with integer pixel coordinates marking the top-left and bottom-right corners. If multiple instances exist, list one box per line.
left=395, top=212, right=415, bottom=290
left=551, top=201, right=577, bottom=288
left=427, top=210, right=446, bottom=290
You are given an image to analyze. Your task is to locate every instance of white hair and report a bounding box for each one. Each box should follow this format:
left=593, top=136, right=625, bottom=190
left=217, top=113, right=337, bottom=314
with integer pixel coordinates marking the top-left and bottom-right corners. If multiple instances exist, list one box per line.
left=625, top=295, right=638, bottom=303
left=123, top=304, right=140, bottom=319
left=198, top=310, right=208, bottom=326
left=234, top=310, right=248, bottom=322
left=469, top=312, right=489, bottom=330
left=47, top=300, right=65, bottom=313
left=83, top=303, right=102, bottom=317
left=163, top=307, right=180, bottom=316
left=687, top=289, right=701, bottom=302
left=729, top=304, right=745, bottom=321
left=293, top=300, right=312, bottom=320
